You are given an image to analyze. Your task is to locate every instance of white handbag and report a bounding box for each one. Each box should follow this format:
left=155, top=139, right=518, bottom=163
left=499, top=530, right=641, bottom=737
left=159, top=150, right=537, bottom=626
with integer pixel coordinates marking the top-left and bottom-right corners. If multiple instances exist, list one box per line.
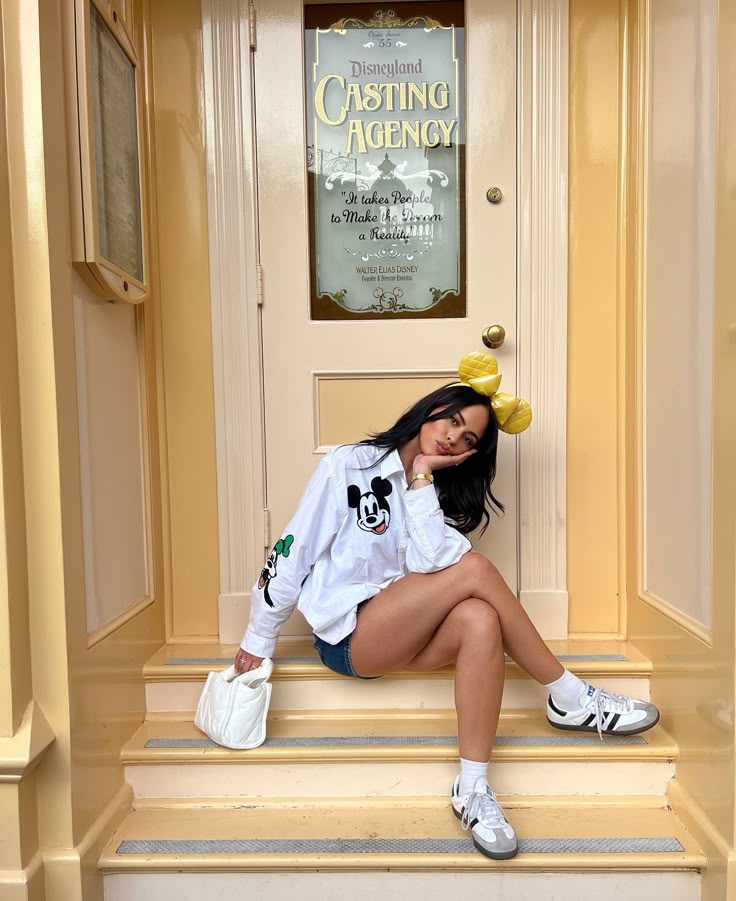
left=194, top=659, right=274, bottom=750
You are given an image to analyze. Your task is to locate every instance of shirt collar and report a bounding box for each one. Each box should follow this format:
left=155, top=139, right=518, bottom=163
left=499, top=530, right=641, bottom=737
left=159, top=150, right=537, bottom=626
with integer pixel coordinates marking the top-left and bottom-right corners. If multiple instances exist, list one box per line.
left=380, top=448, right=406, bottom=480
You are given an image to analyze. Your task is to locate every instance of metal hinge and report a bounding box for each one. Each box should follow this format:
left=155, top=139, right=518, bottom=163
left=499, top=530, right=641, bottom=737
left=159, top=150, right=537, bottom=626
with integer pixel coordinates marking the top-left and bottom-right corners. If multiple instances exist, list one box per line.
left=249, top=1, right=257, bottom=50
left=263, top=508, right=271, bottom=547
left=256, top=264, right=264, bottom=306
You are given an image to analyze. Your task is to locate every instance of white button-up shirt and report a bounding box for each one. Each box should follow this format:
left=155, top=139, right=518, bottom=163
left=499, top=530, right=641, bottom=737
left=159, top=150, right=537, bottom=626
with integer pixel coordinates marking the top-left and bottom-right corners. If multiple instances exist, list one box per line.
left=241, top=443, right=472, bottom=657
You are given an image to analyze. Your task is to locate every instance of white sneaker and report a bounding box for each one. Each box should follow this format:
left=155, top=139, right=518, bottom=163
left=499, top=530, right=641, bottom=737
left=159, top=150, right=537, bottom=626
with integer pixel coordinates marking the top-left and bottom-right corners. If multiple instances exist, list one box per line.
left=547, top=684, right=660, bottom=739
left=451, top=776, right=519, bottom=860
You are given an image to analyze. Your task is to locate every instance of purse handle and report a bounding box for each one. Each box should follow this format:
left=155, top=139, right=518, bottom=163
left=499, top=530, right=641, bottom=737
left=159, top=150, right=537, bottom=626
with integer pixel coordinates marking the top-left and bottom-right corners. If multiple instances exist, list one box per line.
left=221, top=659, right=274, bottom=687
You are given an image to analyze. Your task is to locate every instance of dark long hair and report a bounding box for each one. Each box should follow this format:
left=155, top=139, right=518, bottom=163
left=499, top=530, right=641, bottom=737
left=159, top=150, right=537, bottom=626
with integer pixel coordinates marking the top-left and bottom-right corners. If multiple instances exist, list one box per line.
left=360, top=384, right=504, bottom=535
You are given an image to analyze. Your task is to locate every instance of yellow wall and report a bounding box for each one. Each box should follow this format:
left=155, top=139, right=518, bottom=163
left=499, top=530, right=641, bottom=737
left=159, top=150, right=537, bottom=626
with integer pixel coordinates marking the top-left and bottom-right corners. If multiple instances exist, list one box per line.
left=150, top=0, right=220, bottom=640
left=567, top=0, right=622, bottom=635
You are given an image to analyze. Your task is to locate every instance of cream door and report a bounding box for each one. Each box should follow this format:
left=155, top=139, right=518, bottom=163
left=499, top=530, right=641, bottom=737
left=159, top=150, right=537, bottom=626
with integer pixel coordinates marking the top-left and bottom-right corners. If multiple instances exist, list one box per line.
left=255, top=0, right=518, bottom=636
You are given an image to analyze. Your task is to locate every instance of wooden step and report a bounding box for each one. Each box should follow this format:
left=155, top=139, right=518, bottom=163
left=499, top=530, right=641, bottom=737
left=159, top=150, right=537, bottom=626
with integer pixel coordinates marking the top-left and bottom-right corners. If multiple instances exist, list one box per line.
left=100, top=797, right=704, bottom=901
left=122, top=710, right=676, bottom=799
left=145, top=639, right=653, bottom=713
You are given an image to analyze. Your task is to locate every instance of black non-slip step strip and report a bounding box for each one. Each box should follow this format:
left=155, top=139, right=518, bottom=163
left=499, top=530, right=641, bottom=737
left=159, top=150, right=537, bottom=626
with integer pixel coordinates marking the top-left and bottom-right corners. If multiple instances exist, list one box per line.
left=165, top=654, right=629, bottom=666
left=144, top=733, right=646, bottom=749
left=116, top=836, right=684, bottom=855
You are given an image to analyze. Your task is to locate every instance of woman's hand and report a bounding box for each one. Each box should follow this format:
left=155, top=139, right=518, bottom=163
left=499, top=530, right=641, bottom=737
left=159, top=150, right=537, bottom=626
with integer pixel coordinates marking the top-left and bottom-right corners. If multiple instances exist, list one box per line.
left=234, top=648, right=265, bottom=674
left=412, top=449, right=477, bottom=476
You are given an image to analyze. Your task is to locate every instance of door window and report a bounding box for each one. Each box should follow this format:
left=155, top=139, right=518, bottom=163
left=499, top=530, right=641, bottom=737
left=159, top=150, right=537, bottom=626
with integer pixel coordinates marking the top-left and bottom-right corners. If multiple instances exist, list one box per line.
left=305, top=2, right=466, bottom=319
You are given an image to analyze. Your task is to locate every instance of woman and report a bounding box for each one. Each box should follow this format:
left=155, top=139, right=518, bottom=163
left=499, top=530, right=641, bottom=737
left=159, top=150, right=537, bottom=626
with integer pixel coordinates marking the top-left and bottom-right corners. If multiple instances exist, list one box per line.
left=234, top=351, right=659, bottom=860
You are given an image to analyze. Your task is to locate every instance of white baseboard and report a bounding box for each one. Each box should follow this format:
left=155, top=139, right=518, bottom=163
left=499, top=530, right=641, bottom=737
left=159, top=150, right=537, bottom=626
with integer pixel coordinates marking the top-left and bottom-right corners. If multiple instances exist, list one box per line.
left=218, top=592, right=250, bottom=644
left=519, top=590, right=569, bottom=640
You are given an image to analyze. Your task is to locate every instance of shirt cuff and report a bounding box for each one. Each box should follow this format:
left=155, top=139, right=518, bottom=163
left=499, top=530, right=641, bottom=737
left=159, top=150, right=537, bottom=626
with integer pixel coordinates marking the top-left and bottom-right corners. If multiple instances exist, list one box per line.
left=242, top=627, right=278, bottom=658
left=403, top=483, right=441, bottom=515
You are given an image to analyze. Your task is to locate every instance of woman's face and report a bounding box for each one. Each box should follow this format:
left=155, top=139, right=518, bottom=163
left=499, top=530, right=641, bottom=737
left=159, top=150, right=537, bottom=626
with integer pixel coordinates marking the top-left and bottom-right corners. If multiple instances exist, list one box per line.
left=419, top=404, right=490, bottom=459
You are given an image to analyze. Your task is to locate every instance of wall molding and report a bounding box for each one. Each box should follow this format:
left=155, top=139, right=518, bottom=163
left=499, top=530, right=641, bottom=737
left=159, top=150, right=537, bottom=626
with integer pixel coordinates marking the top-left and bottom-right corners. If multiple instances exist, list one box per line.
left=206, top=0, right=570, bottom=641
left=0, top=700, right=54, bottom=782
left=667, top=779, right=728, bottom=895
left=638, top=591, right=712, bottom=646
left=202, top=0, right=266, bottom=639
left=518, top=0, right=570, bottom=625
left=42, top=782, right=133, bottom=899
left=520, top=590, right=569, bottom=640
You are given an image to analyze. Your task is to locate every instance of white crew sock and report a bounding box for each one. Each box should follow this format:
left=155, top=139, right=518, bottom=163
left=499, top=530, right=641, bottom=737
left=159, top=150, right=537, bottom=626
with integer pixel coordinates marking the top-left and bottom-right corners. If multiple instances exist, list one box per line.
left=545, top=669, right=589, bottom=710
left=459, top=757, right=489, bottom=795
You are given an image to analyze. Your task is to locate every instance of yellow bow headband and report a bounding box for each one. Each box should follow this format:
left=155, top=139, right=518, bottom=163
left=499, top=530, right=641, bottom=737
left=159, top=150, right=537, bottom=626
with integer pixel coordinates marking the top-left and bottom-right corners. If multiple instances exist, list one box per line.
left=453, top=351, right=532, bottom=435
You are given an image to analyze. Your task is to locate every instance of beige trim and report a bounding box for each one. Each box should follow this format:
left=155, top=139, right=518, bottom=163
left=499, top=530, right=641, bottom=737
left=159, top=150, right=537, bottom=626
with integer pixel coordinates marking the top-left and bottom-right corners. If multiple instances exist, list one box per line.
left=667, top=779, right=728, bottom=900
left=0, top=702, right=54, bottom=784
left=144, top=0, right=174, bottom=644
left=568, top=631, right=627, bottom=641
left=42, top=782, right=133, bottom=899
left=201, top=0, right=267, bottom=640
left=0, top=848, right=43, bottom=887
left=72, top=782, right=133, bottom=862
left=131, top=793, right=670, bottom=811
left=517, top=0, right=569, bottom=615
left=165, top=634, right=221, bottom=646
left=86, top=595, right=155, bottom=648
left=102, top=851, right=700, bottom=875
left=668, top=779, right=729, bottom=861
left=638, top=592, right=712, bottom=646
left=218, top=592, right=250, bottom=645
left=518, top=590, right=568, bottom=639
left=616, top=0, right=632, bottom=639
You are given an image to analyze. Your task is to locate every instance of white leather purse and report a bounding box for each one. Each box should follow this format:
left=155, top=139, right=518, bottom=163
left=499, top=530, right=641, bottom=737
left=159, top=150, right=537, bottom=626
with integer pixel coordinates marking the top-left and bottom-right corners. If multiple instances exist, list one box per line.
left=194, top=659, right=274, bottom=750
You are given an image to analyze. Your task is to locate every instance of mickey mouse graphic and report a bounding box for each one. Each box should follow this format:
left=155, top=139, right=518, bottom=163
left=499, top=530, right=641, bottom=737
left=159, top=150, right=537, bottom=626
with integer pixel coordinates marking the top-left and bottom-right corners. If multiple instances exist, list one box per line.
left=258, top=534, right=294, bottom=607
left=348, top=477, right=392, bottom=535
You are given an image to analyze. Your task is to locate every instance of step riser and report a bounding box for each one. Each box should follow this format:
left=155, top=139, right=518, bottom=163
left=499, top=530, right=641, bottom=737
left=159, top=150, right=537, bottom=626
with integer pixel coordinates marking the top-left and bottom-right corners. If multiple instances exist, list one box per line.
left=125, top=760, right=675, bottom=799
left=145, top=676, right=651, bottom=714
left=103, top=871, right=700, bottom=901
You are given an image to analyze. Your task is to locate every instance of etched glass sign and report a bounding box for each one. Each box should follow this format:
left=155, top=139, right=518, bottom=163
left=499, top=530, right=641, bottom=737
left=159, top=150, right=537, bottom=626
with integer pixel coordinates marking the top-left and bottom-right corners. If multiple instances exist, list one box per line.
left=306, top=3, right=466, bottom=319
left=90, top=3, right=144, bottom=283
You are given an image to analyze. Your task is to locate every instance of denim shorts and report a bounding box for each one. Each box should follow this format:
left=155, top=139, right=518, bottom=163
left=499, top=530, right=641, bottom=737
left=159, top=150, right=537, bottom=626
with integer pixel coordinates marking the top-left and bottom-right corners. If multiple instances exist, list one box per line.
left=312, top=599, right=380, bottom=680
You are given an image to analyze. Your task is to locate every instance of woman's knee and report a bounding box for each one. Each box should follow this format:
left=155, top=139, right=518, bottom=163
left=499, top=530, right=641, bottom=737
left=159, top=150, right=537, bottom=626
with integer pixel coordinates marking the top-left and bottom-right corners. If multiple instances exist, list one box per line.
left=451, top=598, right=502, bottom=645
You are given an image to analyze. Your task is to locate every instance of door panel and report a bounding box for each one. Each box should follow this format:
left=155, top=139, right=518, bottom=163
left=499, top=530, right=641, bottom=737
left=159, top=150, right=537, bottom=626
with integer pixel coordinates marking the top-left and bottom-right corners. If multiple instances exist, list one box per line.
left=255, top=0, right=517, bottom=635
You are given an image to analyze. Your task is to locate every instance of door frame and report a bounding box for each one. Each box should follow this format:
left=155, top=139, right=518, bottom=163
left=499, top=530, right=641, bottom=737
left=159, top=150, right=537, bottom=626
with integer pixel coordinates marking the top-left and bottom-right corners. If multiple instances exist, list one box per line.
left=201, top=0, right=569, bottom=643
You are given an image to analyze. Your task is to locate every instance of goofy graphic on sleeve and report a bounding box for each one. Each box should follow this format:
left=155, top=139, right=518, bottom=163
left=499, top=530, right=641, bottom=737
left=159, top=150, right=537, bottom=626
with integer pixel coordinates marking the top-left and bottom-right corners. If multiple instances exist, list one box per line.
left=258, top=534, right=294, bottom=608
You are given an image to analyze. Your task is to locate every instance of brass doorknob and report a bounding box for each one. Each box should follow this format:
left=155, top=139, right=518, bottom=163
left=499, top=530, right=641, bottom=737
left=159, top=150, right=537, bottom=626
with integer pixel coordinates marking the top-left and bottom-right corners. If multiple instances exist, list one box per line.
left=482, top=325, right=506, bottom=349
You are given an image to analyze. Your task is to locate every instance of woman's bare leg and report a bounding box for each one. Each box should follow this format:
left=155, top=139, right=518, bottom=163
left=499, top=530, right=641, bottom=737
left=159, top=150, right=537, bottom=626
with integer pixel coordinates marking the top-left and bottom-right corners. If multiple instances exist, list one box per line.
left=403, top=600, right=505, bottom=760
left=350, top=551, right=563, bottom=685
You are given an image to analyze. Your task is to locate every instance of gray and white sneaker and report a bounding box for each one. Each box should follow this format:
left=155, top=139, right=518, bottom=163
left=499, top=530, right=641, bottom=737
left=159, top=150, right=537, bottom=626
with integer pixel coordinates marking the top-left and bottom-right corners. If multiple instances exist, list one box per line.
left=547, top=684, right=660, bottom=739
left=451, top=776, right=519, bottom=860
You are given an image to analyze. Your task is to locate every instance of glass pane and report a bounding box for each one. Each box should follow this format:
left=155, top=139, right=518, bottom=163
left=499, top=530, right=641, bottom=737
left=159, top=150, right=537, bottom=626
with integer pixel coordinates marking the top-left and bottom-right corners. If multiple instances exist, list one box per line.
left=90, top=3, right=144, bottom=283
left=305, top=2, right=466, bottom=319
